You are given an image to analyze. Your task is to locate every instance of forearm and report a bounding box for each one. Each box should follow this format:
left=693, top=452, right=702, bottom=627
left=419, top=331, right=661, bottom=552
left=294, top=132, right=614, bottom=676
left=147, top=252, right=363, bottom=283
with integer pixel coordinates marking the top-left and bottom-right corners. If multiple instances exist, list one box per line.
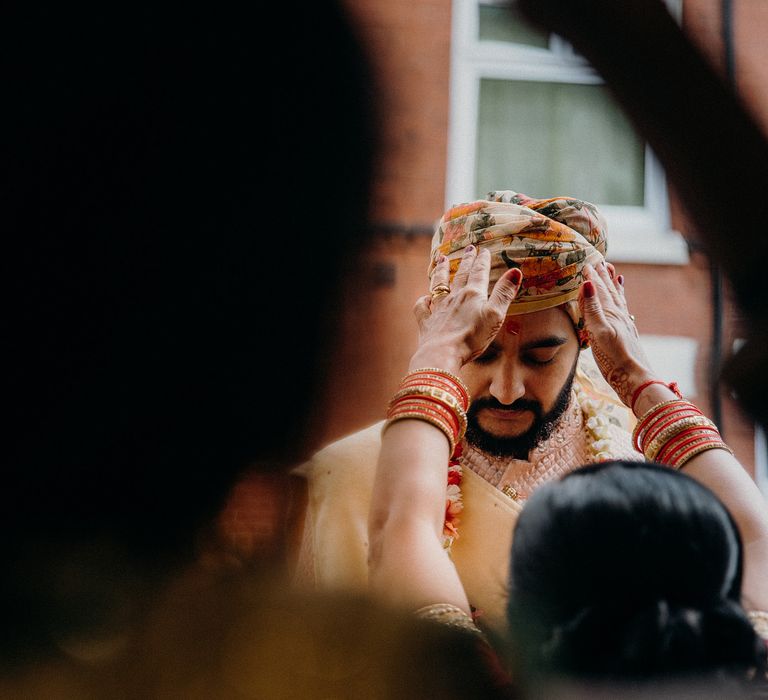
left=635, top=383, right=768, bottom=609
left=678, top=450, right=768, bottom=610
left=580, top=264, right=768, bottom=610
left=367, top=248, right=519, bottom=616
left=368, top=419, right=471, bottom=613
left=368, top=513, right=471, bottom=613
left=370, top=420, right=451, bottom=546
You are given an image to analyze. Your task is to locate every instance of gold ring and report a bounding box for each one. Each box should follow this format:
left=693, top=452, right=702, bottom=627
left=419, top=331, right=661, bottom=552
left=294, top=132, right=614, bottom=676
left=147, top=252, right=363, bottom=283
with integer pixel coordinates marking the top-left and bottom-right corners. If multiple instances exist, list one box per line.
left=430, top=283, right=451, bottom=300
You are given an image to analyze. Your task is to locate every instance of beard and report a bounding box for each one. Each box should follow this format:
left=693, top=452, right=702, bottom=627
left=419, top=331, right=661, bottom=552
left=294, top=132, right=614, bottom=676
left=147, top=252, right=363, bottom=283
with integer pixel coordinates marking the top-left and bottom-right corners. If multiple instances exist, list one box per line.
left=464, top=357, right=578, bottom=460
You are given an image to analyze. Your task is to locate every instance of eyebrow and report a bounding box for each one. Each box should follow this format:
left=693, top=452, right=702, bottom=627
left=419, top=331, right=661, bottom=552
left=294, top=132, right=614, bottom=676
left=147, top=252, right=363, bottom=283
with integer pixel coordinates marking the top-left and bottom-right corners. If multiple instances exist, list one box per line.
left=482, top=335, right=569, bottom=355
left=519, top=336, right=569, bottom=352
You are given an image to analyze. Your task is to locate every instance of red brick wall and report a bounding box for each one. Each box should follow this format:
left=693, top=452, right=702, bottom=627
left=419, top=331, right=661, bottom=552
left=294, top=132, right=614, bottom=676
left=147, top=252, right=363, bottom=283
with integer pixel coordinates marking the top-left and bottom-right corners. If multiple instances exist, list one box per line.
left=685, top=0, right=768, bottom=137
left=309, top=0, right=766, bottom=473
left=676, top=0, right=768, bottom=473
left=343, top=0, right=453, bottom=225
left=219, top=0, right=768, bottom=556
left=293, top=0, right=456, bottom=449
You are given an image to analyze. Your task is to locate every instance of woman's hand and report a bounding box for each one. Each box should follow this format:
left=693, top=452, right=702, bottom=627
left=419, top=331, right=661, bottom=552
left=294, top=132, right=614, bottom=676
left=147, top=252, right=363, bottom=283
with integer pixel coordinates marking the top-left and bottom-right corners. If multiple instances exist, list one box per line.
left=408, top=246, right=522, bottom=374
left=578, top=262, right=655, bottom=408
left=580, top=264, right=768, bottom=612
left=370, top=245, right=519, bottom=616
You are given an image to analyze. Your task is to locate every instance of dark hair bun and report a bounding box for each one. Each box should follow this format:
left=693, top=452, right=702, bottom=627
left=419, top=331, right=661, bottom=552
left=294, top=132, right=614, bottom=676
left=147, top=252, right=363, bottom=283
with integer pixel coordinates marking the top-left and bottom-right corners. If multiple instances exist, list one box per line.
left=542, top=598, right=766, bottom=679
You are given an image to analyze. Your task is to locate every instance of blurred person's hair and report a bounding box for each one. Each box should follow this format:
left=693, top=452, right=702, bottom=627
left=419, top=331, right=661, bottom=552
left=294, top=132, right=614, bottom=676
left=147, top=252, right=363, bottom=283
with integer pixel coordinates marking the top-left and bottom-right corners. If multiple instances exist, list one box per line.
left=507, top=461, right=767, bottom=685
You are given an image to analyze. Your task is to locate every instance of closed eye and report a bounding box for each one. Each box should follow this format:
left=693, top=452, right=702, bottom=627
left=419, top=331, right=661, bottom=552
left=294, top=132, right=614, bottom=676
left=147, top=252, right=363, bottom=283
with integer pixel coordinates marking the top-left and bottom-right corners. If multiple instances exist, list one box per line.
left=473, top=347, right=500, bottom=365
left=523, top=349, right=559, bottom=366
left=520, top=336, right=567, bottom=367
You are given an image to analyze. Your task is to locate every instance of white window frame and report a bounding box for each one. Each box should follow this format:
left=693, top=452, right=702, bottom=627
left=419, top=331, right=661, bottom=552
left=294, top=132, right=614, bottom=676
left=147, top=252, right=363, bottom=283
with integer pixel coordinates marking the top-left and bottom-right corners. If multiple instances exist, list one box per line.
left=755, top=425, right=768, bottom=500
left=446, top=0, right=688, bottom=264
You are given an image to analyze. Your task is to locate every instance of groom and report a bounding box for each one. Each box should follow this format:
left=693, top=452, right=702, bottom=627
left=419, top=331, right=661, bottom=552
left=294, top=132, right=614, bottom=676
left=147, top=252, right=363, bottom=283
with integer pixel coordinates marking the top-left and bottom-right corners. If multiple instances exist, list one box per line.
left=291, top=190, right=642, bottom=633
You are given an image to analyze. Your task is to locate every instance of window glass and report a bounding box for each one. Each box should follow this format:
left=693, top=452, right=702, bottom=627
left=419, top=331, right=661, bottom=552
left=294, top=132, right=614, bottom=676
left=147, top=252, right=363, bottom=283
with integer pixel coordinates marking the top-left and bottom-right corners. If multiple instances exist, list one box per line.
left=478, top=4, right=549, bottom=48
left=476, top=78, right=645, bottom=205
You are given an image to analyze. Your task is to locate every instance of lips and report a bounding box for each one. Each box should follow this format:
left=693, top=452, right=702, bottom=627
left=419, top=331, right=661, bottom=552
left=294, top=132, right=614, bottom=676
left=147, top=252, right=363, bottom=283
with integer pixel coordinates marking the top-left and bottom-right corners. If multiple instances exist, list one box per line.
left=485, top=407, right=531, bottom=421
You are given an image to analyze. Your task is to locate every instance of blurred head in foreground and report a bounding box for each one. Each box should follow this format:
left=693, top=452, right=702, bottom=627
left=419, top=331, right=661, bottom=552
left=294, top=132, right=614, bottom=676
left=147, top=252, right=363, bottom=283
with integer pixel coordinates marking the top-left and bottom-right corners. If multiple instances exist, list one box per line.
left=0, top=2, right=375, bottom=665
left=508, top=461, right=767, bottom=685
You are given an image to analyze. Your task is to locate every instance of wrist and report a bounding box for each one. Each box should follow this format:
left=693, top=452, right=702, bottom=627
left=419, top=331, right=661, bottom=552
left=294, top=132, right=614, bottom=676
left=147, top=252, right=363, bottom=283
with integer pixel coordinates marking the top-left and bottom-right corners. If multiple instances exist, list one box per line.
left=631, top=378, right=683, bottom=417
left=604, top=361, right=654, bottom=408
left=408, top=344, right=464, bottom=376
left=386, top=367, right=471, bottom=457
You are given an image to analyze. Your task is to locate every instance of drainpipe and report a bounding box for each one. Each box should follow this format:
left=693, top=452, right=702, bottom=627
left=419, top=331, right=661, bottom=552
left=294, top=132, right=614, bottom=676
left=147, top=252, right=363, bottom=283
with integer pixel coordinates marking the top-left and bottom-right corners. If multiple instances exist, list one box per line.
left=710, top=0, right=735, bottom=433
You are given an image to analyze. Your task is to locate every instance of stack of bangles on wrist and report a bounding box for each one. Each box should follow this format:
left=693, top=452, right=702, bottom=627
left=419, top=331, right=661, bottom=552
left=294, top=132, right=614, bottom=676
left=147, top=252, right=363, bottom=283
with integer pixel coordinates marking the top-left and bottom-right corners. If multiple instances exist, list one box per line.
left=383, top=368, right=470, bottom=455
left=631, top=395, right=733, bottom=469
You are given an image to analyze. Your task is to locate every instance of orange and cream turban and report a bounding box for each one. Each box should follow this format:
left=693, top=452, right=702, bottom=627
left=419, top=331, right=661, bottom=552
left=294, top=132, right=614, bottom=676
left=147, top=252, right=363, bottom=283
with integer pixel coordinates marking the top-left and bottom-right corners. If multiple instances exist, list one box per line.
left=428, top=190, right=608, bottom=348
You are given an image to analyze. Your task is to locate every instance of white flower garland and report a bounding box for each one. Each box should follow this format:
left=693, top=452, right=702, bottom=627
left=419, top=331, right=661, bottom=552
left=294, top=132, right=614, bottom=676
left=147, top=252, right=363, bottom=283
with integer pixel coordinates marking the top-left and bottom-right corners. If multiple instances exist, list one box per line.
left=577, top=382, right=620, bottom=463
left=442, top=447, right=464, bottom=551
left=442, top=388, right=616, bottom=553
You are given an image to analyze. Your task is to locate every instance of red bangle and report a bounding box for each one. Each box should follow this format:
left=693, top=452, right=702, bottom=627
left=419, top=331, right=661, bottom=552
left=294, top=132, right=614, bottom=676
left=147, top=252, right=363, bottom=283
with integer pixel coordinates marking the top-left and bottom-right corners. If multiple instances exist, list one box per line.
left=663, top=434, right=723, bottom=468
left=640, top=407, right=702, bottom=453
left=672, top=439, right=732, bottom=470
left=632, top=400, right=700, bottom=452
left=388, top=396, right=462, bottom=439
left=630, top=380, right=682, bottom=414
left=655, top=426, right=720, bottom=465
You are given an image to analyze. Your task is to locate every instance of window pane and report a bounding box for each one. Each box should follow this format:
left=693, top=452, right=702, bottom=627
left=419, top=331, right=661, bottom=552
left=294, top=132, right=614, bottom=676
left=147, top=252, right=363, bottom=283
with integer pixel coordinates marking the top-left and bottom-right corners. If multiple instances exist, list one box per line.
left=475, top=79, right=645, bottom=206
left=478, top=4, right=549, bottom=48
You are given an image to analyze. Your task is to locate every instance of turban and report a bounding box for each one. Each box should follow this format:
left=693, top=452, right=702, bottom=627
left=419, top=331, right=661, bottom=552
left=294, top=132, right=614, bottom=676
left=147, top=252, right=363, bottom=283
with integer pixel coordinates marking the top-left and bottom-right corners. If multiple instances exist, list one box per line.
left=428, top=190, right=608, bottom=348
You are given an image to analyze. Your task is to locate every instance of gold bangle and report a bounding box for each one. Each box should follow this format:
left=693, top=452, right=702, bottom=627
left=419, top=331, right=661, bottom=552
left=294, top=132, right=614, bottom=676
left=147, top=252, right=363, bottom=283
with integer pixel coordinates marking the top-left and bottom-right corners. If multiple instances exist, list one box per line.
left=414, top=603, right=485, bottom=640
left=389, top=396, right=467, bottom=441
left=639, top=405, right=703, bottom=443
left=747, top=610, right=768, bottom=639
left=399, top=377, right=468, bottom=412
left=643, top=415, right=716, bottom=457
left=404, top=368, right=471, bottom=406
left=633, top=399, right=691, bottom=426
left=658, top=430, right=722, bottom=466
left=632, top=399, right=694, bottom=450
left=389, top=385, right=467, bottom=422
left=673, top=441, right=733, bottom=470
left=383, top=411, right=456, bottom=454
left=644, top=416, right=716, bottom=462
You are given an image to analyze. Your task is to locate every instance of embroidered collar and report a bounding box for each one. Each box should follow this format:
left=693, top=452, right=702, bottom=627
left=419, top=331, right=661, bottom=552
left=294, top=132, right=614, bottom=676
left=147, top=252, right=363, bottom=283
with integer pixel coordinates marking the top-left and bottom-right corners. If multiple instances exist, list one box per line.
left=442, top=384, right=616, bottom=551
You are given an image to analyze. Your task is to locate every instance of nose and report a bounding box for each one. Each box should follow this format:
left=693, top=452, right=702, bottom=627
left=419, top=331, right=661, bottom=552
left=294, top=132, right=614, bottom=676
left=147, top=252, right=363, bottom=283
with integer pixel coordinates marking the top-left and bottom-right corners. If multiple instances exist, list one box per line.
left=488, top=358, right=525, bottom=406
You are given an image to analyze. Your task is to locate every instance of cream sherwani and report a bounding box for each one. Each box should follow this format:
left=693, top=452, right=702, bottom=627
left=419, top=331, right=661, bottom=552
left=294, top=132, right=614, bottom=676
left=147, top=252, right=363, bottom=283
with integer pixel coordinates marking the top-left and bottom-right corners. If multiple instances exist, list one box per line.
left=292, top=352, right=642, bottom=634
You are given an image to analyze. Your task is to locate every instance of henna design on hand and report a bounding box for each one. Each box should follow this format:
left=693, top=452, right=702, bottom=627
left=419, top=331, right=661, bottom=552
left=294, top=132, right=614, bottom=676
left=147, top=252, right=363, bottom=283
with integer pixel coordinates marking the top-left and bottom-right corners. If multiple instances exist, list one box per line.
left=607, top=367, right=633, bottom=407
left=590, top=335, right=633, bottom=406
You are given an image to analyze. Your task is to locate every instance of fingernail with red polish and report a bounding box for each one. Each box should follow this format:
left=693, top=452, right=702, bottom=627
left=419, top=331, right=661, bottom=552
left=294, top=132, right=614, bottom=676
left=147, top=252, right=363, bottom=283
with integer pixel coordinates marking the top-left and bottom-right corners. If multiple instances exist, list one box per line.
left=438, top=254, right=447, bottom=263
left=617, top=275, right=624, bottom=286
left=510, top=268, right=522, bottom=286
left=583, top=281, right=595, bottom=298
left=464, top=245, right=474, bottom=254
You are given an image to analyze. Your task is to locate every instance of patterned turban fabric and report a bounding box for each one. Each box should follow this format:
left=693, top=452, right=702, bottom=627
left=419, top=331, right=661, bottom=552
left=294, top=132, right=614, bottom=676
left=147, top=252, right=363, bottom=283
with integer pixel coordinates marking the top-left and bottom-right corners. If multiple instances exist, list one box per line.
left=429, top=190, right=608, bottom=348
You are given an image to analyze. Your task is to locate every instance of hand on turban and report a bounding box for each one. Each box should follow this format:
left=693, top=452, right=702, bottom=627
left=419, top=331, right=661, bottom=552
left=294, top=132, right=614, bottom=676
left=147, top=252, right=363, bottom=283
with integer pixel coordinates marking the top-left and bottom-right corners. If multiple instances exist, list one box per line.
left=429, top=190, right=608, bottom=348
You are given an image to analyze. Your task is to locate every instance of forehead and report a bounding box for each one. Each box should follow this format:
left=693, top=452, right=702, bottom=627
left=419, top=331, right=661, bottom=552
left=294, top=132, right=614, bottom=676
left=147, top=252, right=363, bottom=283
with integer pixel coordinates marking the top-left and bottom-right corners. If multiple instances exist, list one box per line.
left=501, top=307, right=576, bottom=342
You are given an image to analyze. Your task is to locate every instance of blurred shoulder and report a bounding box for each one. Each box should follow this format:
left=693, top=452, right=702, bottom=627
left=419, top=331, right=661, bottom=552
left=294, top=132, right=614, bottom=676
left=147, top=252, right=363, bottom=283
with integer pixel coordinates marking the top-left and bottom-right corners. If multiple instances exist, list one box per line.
left=292, top=421, right=386, bottom=482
